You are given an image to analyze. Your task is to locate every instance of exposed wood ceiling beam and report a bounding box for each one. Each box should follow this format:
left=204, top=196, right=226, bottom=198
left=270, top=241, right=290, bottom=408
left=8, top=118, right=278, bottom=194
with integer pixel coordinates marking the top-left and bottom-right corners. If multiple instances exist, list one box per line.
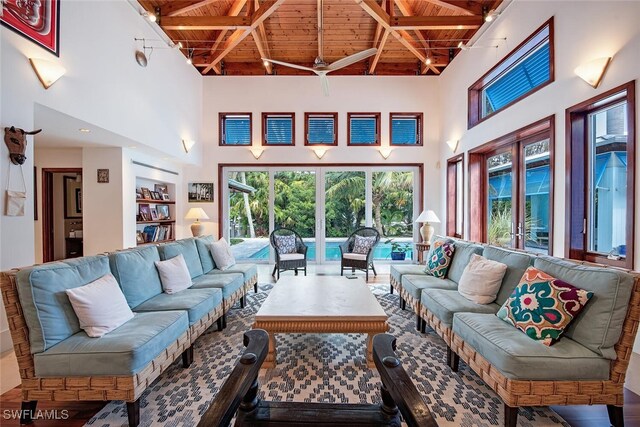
left=395, top=0, right=439, bottom=74
left=160, top=16, right=251, bottom=30
left=202, top=0, right=286, bottom=74
left=369, top=29, right=389, bottom=74
left=391, top=15, right=482, bottom=30
left=201, top=0, right=248, bottom=75
left=252, top=0, right=273, bottom=74
left=317, top=0, right=323, bottom=59
left=164, top=0, right=218, bottom=17
left=424, top=0, right=480, bottom=16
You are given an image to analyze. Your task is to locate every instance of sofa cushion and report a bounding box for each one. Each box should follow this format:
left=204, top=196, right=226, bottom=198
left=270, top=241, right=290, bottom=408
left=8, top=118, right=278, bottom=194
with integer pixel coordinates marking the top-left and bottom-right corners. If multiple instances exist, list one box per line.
left=482, top=246, right=534, bottom=305
left=109, top=246, right=163, bottom=309
left=208, top=263, right=258, bottom=284
left=191, top=273, right=245, bottom=300
left=353, top=235, right=376, bottom=254
left=452, top=312, right=610, bottom=381
left=133, top=288, right=222, bottom=325
left=422, top=289, right=500, bottom=328
left=195, top=235, right=216, bottom=273
left=65, top=273, right=134, bottom=337
left=344, top=253, right=367, bottom=261
left=280, top=253, right=305, bottom=261
left=16, top=256, right=111, bottom=353
left=447, top=240, right=484, bottom=283
left=390, top=264, right=427, bottom=285
left=158, top=238, right=204, bottom=279
left=533, top=256, right=634, bottom=359
left=208, top=238, right=236, bottom=271
left=401, top=275, right=457, bottom=302
left=425, top=243, right=455, bottom=278
left=34, top=311, right=188, bottom=377
left=274, top=235, right=297, bottom=254
left=155, top=254, right=192, bottom=294
left=458, top=254, right=507, bottom=304
left=497, top=266, right=594, bottom=346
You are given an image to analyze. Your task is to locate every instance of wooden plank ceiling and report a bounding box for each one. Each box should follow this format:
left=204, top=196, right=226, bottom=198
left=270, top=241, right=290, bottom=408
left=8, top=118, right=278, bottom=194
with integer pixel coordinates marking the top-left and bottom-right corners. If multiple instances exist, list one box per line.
left=139, top=0, right=502, bottom=76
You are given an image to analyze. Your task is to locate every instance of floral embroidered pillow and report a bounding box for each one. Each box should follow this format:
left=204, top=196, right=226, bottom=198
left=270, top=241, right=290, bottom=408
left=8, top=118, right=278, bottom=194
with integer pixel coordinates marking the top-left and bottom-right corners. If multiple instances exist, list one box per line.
left=497, top=266, right=593, bottom=346
left=425, top=242, right=455, bottom=278
left=274, top=235, right=297, bottom=254
left=353, top=235, right=377, bottom=255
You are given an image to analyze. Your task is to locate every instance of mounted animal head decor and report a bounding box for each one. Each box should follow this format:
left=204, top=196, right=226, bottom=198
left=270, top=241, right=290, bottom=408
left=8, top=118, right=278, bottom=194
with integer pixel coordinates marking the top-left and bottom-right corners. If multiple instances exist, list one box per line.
left=4, top=127, right=41, bottom=165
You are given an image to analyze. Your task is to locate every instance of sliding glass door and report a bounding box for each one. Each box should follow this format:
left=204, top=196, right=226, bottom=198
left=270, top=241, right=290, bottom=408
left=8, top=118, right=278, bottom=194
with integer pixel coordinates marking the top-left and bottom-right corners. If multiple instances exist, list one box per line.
left=222, top=166, right=420, bottom=263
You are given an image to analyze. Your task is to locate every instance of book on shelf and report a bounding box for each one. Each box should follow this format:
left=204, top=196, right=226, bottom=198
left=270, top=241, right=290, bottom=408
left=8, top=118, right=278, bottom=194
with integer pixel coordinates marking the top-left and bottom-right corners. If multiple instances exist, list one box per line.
left=141, top=224, right=173, bottom=243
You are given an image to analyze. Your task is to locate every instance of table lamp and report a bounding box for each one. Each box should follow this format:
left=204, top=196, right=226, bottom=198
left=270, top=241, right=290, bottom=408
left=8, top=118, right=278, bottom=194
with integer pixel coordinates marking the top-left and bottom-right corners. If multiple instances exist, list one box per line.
left=415, top=210, right=440, bottom=243
left=185, top=207, right=210, bottom=237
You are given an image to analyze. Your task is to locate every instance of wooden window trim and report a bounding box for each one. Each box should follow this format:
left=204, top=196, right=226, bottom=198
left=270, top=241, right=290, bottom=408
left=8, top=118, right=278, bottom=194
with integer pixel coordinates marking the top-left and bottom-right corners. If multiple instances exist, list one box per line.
left=304, top=112, right=338, bottom=146
left=347, top=113, right=381, bottom=146
left=446, top=154, right=464, bottom=238
left=565, top=81, right=635, bottom=269
left=468, top=115, right=554, bottom=253
left=389, top=112, right=424, bottom=146
left=219, top=112, right=252, bottom=146
left=468, top=18, right=555, bottom=129
left=261, top=112, right=295, bottom=146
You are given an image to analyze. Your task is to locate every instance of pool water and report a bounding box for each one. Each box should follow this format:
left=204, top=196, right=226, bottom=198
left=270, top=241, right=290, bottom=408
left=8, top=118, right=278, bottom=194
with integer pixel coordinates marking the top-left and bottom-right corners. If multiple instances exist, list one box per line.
left=244, top=241, right=413, bottom=261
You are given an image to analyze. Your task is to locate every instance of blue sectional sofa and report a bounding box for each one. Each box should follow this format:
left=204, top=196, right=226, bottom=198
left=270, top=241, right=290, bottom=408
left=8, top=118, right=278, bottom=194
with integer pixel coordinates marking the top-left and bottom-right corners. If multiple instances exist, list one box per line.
left=0, top=236, right=258, bottom=427
left=390, top=238, right=640, bottom=427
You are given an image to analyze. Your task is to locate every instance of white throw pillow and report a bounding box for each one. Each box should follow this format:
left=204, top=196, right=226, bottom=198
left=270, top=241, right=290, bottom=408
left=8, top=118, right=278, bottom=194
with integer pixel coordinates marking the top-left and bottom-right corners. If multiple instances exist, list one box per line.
left=65, top=274, right=134, bottom=338
left=155, top=254, right=192, bottom=294
left=458, top=254, right=508, bottom=304
left=208, top=237, right=236, bottom=271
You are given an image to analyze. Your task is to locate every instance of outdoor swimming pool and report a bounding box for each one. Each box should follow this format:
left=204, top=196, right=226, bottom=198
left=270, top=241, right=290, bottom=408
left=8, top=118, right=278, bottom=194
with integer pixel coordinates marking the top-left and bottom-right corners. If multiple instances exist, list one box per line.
left=233, top=240, right=413, bottom=261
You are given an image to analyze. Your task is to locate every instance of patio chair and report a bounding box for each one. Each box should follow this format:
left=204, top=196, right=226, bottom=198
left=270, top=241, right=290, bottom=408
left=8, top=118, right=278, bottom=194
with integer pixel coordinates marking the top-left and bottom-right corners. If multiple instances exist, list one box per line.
left=270, top=228, right=308, bottom=280
left=340, top=227, right=380, bottom=282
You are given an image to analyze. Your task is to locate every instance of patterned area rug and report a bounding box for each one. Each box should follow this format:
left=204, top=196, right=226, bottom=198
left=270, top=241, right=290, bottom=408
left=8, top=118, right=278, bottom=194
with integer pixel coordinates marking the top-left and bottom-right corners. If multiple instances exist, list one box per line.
left=87, top=284, right=569, bottom=426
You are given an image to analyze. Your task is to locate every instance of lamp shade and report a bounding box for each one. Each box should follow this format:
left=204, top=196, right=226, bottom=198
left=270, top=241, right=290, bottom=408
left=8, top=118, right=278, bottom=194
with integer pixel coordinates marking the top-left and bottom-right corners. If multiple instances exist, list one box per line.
left=185, top=207, right=209, bottom=220
left=415, top=210, right=440, bottom=223
left=574, top=57, right=611, bottom=88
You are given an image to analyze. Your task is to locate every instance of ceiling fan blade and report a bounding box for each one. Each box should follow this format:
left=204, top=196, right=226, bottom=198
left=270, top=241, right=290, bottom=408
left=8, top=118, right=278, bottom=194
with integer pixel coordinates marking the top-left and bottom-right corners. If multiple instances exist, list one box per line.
left=319, top=73, right=329, bottom=97
left=326, top=48, right=378, bottom=72
left=262, top=58, right=317, bottom=73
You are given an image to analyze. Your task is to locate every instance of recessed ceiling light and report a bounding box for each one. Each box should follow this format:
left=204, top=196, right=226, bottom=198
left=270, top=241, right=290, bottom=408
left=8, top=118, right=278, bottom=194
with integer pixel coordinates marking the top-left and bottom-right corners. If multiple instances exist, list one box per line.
left=79, top=128, right=91, bottom=133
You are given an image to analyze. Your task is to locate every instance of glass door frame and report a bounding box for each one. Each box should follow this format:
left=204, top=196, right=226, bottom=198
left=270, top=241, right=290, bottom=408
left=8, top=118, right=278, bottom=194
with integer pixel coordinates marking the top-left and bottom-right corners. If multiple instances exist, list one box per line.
left=221, top=164, right=422, bottom=264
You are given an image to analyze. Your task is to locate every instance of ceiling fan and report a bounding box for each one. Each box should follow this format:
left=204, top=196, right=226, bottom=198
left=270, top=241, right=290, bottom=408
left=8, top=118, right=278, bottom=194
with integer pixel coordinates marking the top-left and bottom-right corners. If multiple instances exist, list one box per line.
left=262, top=48, right=377, bottom=96
left=261, top=0, right=376, bottom=96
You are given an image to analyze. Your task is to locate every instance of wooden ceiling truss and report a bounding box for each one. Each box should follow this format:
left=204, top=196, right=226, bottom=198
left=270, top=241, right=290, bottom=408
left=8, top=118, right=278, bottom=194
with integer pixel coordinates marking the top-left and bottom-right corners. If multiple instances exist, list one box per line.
left=140, top=0, right=500, bottom=76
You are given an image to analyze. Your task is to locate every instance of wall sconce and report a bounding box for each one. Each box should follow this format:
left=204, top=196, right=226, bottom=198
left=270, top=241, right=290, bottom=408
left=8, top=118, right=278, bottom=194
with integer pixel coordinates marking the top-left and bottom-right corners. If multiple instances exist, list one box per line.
left=182, top=139, right=196, bottom=153
left=575, top=57, right=612, bottom=89
left=379, top=147, right=393, bottom=159
left=29, top=58, right=65, bottom=89
left=446, top=140, right=459, bottom=153
left=250, top=147, right=264, bottom=159
left=313, top=148, right=328, bottom=159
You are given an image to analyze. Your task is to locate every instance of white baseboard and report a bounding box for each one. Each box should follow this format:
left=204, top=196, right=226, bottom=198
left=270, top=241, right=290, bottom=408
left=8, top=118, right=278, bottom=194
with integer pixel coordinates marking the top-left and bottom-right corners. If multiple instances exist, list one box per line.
left=0, top=329, right=13, bottom=353
left=625, top=351, right=640, bottom=395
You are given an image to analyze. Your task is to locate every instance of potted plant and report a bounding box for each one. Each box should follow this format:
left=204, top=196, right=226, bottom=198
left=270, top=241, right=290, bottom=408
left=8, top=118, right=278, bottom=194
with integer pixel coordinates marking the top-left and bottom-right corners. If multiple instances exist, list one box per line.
left=385, top=239, right=412, bottom=261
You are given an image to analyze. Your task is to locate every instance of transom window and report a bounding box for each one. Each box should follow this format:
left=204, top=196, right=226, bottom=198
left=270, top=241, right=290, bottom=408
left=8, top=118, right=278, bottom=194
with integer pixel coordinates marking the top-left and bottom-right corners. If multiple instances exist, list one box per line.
left=220, top=113, right=252, bottom=146
left=305, top=113, right=338, bottom=145
left=262, top=113, right=295, bottom=146
left=468, top=18, right=554, bottom=128
left=347, top=113, right=380, bottom=146
left=390, top=113, right=423, bottom=146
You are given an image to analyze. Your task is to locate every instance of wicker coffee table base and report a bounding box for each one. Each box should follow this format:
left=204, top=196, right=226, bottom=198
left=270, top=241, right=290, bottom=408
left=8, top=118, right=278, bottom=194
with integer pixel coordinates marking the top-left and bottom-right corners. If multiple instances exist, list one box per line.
left=253, top=320, right=389, bottom=369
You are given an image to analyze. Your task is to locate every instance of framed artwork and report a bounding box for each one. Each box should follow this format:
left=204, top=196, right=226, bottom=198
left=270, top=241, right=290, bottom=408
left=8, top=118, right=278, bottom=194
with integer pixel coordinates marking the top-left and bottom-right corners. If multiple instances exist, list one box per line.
left=188, top=182, right=214, bottom=203
left=1, top=0, right=60, bottom=56
left=156, top=205, right=170, bottom=220
left=141, top=187, right=152, bottom=200
left=139, top=204, right=151, bottom=221
left=162, top=193, right=171, bottom=201
left=136, top=231, right=145, bottom=244
left=150, top=208, right=158, bottom=221
left=63, top=176, right=82, bottom=219
left=97, top=169, right=109, bottom=183
left=154, top=183, right=168, bottom=195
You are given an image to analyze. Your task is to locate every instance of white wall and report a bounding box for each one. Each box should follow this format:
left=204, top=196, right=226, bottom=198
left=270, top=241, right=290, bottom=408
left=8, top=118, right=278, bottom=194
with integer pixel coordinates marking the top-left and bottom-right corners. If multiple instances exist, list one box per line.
left=189, top=76, right=443, bottom=237
left=437, top=0, right=640, bottom=392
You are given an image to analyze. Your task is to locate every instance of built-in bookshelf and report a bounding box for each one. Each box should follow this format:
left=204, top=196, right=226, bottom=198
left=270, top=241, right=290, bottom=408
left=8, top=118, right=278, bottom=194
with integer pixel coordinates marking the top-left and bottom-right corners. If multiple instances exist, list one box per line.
left=136, top=178, right=176, bottom=245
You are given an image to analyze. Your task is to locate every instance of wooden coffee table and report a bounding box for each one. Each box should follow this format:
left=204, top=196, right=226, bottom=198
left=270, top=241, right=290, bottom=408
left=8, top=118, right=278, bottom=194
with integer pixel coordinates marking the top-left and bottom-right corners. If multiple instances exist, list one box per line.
left=253, top=276, right=389, bottom=369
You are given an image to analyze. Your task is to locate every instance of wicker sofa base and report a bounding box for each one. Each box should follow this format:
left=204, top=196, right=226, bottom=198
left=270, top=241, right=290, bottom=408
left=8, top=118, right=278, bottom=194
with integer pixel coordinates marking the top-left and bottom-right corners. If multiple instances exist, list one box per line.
left=449, top=331, right=624, bottom=408
left=390, top=276, right=402, bottom=294
left=420, top=306, right=453, bottom=346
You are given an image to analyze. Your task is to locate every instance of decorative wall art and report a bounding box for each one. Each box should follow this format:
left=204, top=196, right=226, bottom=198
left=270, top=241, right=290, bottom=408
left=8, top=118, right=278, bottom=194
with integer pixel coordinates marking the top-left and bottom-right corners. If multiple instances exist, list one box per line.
left=1, top=0, right=60, bottom=56
left=188, top=182, right=214, bottom=203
